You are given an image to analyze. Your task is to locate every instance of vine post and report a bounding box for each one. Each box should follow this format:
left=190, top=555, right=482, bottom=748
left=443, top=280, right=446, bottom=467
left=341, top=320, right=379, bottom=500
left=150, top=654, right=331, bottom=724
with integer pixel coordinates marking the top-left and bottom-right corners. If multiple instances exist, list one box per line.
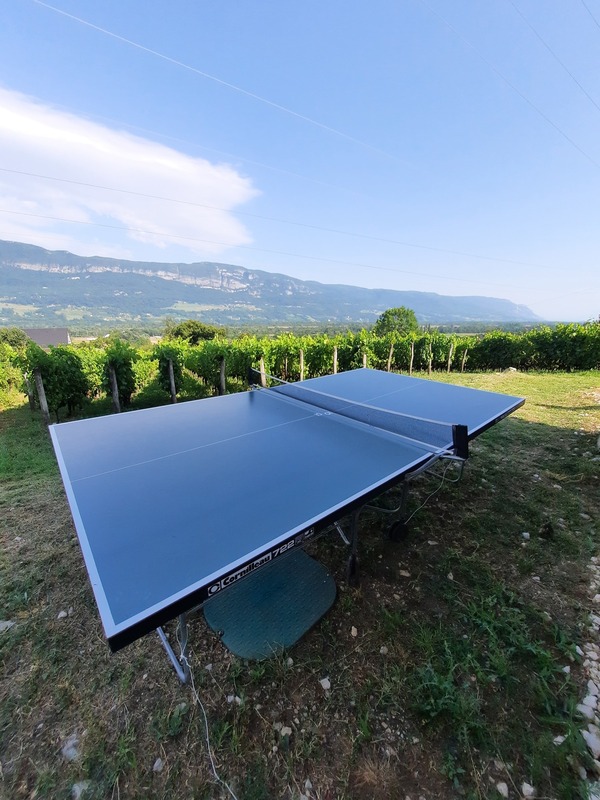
left=259, top=357, right=267, bottom=387
left=299, top=350, right=305, bottom=381
left=218, top=356, right=226, bottom=396
left=333, top=346, right=338, bottom=374
left=461, top=349, right=468, bottom=373
left=108, top=364, right=121, bottom=413
left=24, top=374, right=36, bottom=411
left=446, top=341, right=454, bottom=373
left=409, top=339, right=415, bottom=375
left=386, top=342, right=394, bottom=372
left=33, top=368, right=50, bottom=425
left=168, top=359, right=178, bottom=403
left=362, top=352, right=367, bottom=368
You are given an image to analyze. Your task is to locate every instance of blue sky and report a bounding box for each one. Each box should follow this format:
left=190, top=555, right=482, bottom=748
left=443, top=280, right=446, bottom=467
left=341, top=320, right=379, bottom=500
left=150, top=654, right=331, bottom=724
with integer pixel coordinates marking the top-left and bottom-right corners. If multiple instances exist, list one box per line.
left=1, top=0, right=599, bottom=321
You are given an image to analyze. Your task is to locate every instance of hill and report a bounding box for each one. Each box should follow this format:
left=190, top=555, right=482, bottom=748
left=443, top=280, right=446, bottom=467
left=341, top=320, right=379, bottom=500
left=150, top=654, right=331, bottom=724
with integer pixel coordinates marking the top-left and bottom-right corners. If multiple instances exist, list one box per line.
left=0, top=240, right=540, bottom=328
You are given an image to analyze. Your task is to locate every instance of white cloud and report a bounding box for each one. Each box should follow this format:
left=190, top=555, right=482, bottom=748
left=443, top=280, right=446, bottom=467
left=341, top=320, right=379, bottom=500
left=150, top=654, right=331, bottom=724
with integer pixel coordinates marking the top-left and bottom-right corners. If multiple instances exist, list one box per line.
left=0, top=87, right=258, bottom=259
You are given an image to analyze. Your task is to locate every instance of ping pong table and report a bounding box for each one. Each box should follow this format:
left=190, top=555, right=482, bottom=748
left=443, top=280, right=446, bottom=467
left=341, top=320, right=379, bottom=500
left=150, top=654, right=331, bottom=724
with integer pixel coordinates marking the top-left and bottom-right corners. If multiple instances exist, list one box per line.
left=50, top=368, right=524, bottom=681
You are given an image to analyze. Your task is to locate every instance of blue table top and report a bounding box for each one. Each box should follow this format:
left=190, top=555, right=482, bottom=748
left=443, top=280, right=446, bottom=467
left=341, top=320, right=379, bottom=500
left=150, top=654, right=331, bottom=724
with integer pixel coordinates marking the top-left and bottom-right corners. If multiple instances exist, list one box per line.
left=50, top=368, right=523, bottom=649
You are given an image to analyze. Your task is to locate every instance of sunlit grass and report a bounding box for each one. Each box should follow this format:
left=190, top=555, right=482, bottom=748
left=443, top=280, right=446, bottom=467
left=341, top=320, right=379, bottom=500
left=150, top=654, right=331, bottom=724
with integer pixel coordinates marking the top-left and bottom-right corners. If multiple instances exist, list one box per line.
left=0, top=371, right=598, bottom=799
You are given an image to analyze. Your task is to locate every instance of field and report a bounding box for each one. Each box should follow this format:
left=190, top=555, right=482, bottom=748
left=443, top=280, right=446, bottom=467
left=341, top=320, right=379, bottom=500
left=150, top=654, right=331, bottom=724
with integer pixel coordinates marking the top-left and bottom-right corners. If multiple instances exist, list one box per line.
left=1, top=371, right=599, bottom=800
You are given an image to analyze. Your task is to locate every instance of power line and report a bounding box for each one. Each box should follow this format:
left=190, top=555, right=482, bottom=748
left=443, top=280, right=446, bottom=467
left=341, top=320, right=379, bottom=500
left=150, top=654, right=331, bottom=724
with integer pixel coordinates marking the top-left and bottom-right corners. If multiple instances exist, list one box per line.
left=0, top=207, right=539, bottom=291
left=0, top=166, right=557, bottom=271
left=5, top=95, right=382, bottom=202
left=508, top=0, right=600, bottom=115
left=580, top=0, right=600, bottom=31
left=30, top=0, right=408, bottom=166
left=417, top=0, right=600, bottom=169
left=26, top=0, right=600, bottom=175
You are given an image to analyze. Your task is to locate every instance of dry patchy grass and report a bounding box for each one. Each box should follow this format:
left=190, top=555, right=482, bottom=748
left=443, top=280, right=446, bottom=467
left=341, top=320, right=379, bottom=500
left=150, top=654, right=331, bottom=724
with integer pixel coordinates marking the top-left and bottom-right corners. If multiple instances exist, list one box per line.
left=0, top=371, right=599, bottom=800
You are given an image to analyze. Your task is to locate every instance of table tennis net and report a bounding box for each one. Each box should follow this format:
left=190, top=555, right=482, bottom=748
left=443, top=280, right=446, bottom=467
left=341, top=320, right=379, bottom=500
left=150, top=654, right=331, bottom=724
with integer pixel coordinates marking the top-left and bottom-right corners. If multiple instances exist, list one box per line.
left=270, top=381, right=468, bottom=457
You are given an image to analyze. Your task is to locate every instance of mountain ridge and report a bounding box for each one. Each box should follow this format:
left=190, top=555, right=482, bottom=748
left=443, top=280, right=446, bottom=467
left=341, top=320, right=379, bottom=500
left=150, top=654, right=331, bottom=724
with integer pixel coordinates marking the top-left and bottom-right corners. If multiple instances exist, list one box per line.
left=0, top=239, right=540, bottom=328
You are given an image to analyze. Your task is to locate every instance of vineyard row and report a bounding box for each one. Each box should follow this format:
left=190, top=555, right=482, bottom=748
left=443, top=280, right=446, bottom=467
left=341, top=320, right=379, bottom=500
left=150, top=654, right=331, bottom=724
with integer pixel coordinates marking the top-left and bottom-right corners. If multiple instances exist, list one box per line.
left=1, top=323, right=598, bottom=420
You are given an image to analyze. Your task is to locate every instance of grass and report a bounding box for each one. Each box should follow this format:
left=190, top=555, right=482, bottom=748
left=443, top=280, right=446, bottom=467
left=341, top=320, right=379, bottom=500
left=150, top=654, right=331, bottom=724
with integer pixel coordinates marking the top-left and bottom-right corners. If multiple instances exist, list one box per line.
left=0, top=370, right=598, bottom=799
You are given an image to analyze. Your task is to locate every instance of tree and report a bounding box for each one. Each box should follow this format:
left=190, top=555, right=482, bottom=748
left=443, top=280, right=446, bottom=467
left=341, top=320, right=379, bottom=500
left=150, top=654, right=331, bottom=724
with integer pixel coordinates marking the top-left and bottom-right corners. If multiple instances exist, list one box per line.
left=163, top=319, right=224, bottom=344
left=0, top=327, right=29, bottom=349
left=372, top=307, right=419, bottom=337
left=104, top=328, right=153, bottom=346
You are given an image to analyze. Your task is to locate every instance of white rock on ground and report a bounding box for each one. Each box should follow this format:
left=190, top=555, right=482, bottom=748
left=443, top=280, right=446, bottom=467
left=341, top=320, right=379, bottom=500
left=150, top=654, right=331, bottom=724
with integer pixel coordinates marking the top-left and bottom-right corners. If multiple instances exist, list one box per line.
left=583, top=730, right=600, bottom=760
left=226, top=695, right=242, bottom=705
left=71, top=781, right=91, bottom=800
left=586, top=652, right=600, bottom=662
left=61, top=733, right=80, bottom=762
left=0, top=620, right=15, bottom=633
left=578, top=703, right=596, bottom=721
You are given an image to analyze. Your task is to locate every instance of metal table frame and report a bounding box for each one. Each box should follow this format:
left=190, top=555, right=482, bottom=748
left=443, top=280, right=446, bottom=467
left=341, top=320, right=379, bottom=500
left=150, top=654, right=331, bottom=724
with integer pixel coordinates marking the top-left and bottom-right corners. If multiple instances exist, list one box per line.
left=156, top=449, right=466, bottom=683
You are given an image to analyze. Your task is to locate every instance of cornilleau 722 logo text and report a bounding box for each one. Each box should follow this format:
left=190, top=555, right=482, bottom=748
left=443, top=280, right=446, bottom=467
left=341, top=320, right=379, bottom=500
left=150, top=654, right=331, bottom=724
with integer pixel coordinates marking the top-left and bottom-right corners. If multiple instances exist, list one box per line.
left=208, top=539, right=296, bottom=595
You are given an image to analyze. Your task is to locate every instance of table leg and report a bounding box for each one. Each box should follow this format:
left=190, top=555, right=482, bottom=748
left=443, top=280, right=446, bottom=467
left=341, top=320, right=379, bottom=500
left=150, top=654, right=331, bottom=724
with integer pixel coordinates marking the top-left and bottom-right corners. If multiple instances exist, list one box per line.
left=345, top=508, right=361, bottom=587
left=156, top=613, right=191, bottom=684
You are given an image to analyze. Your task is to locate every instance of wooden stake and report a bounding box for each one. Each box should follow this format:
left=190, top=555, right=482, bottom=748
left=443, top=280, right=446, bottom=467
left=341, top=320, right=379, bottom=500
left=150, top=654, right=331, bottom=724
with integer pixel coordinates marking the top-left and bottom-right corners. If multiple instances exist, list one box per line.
left=168, top=359, right=178, bottom=403
left=446, top=342, right=454, bottom=373
left=409, top=340, right=415, bottom=375
left=108, top=364, right=121, bottom=413
left=299, top=350, right=305, bottom=381
left=25, top=374, right=36, bottom=410
left=219, top=356, right=226, bottom=396
left=386, top=342, right=394, bottom=372
left=259, top=356, right=267, bottom=387
left=362, top=352, right=367, bottom=368
left=461, top=348, right=468, bottom=373
left=333, top=346, right=338, bottom=375
left=33, top=368, right=50, bottom=425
